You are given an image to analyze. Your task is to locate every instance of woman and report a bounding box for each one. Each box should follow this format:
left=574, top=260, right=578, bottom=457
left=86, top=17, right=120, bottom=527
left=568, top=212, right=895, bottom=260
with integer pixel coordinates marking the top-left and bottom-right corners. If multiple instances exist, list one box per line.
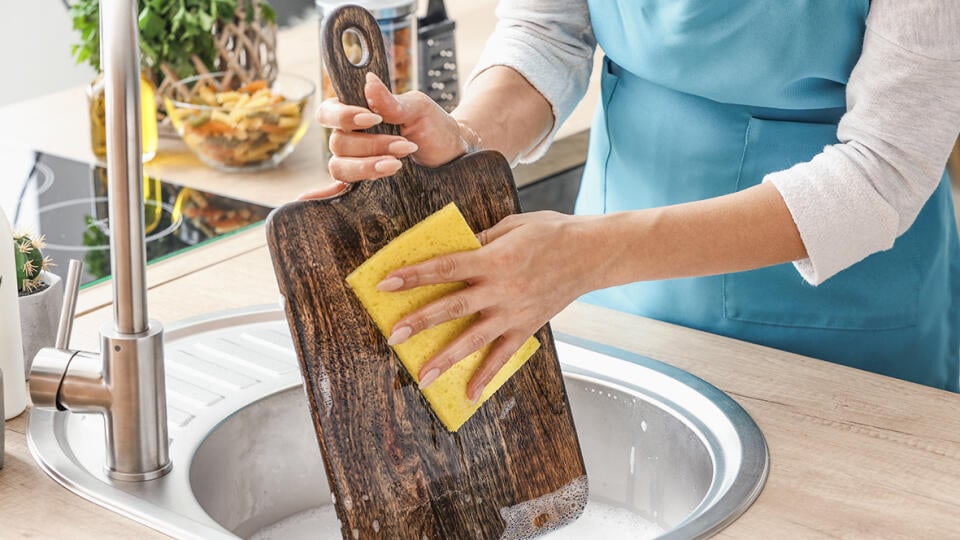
left=311, top=0, right=960, bottom=400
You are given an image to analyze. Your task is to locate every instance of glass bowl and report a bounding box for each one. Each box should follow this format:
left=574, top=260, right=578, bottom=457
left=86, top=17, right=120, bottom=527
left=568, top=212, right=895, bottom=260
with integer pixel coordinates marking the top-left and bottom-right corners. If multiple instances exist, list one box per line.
left=164, top=72, right=315, bottom=172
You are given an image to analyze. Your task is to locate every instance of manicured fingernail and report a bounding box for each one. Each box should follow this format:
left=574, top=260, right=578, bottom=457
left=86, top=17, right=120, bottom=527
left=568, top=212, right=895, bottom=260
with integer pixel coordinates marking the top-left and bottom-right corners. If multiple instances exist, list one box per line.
left=376, top=276, right=404, bottom=291
left=418, top=368, right=440, bottom=389
left=387, top=325, right=412, bottom=346
left=388, top=140, right=418, bottom=156
left=374, top=158, right=402, bottom=174
left=354, top=112, right=382, bottom=127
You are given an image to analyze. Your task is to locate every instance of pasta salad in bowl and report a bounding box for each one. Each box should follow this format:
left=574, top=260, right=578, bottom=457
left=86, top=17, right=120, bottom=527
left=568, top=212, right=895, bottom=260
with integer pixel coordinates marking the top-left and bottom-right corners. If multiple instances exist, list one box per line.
left=164, top=72, right=314, bottom=172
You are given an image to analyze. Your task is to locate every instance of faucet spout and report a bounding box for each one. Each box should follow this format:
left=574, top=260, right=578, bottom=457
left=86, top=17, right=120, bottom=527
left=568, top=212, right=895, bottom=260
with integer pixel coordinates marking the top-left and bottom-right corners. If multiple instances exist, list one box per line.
left=102, top=0, right=149, bottom=334
left=29, top=0, right=171, bottom=482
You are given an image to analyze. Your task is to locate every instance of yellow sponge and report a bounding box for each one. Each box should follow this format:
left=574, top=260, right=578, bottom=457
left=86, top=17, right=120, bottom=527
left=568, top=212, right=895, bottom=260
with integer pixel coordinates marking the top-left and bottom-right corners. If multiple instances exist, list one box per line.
left=346, top=203, right=540, bottom=432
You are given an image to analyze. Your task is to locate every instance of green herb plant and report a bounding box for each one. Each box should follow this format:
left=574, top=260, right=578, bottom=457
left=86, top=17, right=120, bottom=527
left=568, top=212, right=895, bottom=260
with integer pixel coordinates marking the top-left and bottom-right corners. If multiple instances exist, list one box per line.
left=69, top=0, right=277, bottom=84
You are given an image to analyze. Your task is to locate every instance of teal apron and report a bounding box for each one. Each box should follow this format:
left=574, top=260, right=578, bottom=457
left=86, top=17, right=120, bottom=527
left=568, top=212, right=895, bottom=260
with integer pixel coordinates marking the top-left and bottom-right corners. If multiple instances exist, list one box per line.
left=578, top=0, right=960, bottom=391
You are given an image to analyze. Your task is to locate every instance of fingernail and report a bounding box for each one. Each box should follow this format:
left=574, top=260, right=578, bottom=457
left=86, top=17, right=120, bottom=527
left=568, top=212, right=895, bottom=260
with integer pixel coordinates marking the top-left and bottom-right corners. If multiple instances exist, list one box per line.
left=469, top=388, right=482, bottom=406
left=387, top=325, right=412, bottom=346
left=296, top=181, right=350, bottom=201
left=376, top=276, right=404, bottom=291
left=374, top=158, right=402, bottom=174
left=365, top=72, right=378, bottom=83
left=388, top=140, right=418, bottom=156
left=418, top=368, right=440, bottom=389
left=354, top=112, right=382, bottom=127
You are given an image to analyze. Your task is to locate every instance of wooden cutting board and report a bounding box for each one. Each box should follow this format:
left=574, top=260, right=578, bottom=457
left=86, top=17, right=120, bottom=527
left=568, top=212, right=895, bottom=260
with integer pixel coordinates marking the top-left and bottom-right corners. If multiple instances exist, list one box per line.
left=265, top=6, right=587, bottom=539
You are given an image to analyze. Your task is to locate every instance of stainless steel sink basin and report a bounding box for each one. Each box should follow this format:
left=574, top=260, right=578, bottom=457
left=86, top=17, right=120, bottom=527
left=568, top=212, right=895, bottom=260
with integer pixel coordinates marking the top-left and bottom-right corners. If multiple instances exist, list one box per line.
left=28, top=306, right=768, bottom=539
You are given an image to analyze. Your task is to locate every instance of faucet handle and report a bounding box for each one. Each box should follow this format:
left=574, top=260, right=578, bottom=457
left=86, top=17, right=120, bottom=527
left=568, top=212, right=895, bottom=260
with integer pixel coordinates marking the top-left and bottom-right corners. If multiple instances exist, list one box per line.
left=55, top=260, right=84, bottom=350
left=32, top=259, right=83, bottom=410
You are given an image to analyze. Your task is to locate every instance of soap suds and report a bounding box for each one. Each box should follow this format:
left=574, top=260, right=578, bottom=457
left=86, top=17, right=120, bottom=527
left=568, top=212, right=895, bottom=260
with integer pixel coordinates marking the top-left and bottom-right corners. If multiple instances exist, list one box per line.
left=251, top=488, right=663, bottom=540
left=315, top=362, right=333, bottom=413
left=498, top=475, right=588, bottom=540
left=541, top=500, right=663, bottom=539
left=499, top=397, right=517, bottom=420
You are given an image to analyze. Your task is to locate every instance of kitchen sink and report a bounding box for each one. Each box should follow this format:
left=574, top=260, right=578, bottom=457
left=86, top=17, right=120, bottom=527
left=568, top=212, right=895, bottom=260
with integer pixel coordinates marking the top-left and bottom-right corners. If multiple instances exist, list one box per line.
left=28, top=306, right=768, bottom=539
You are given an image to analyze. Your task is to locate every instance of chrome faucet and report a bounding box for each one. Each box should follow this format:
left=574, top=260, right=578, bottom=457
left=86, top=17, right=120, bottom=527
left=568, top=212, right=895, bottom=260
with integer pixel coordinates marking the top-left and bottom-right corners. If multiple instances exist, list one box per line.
left=30, top=0, right=171, bottom=481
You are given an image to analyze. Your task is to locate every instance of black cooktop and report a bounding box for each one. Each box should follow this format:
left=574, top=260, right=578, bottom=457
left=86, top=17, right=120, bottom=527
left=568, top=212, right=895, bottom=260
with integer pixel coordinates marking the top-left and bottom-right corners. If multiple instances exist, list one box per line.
left=1, top=151, right=273, bottom=287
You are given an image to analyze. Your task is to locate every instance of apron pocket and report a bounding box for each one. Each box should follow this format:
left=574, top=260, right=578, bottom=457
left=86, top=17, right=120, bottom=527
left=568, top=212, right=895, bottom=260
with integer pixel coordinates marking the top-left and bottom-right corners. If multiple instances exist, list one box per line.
left=723, top=117, right=920, bottom=330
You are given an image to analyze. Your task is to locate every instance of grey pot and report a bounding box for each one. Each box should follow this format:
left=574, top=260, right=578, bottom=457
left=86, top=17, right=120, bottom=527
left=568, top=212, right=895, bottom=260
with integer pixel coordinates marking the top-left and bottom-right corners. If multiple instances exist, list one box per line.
left=18, top=271, right=63, bottom=379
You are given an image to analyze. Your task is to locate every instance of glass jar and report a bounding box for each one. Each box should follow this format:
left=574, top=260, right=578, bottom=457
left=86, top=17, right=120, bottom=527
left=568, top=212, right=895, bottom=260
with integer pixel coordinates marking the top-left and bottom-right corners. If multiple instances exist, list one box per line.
left=87, top=71, right=159, bottom=163
left=316, top=0, right=418, bottom=156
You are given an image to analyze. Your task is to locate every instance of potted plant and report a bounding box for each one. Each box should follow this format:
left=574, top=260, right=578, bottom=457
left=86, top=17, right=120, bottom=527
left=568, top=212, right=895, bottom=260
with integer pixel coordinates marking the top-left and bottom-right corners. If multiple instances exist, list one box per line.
left=68, top=0, right=279, bottom=110
left=69, top=0, right=278, bottom=161
left=13, top=233, right=62, bottom=378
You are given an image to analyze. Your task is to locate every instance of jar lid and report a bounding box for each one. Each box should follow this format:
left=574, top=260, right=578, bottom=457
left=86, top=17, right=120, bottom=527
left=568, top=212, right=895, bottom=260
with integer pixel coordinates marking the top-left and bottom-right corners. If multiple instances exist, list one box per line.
left=316, top=0, right=417, bottom=20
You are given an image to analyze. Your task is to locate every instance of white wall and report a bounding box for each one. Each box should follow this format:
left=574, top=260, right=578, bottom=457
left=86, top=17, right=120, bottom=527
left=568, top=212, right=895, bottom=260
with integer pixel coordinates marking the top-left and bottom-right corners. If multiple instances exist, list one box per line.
left=0, top=1, right=96, bottom=107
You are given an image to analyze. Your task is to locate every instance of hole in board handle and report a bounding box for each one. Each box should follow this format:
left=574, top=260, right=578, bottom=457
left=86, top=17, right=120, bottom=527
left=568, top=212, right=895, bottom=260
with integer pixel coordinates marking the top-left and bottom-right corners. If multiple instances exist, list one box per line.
left=342, top=27, right=370, bottom=68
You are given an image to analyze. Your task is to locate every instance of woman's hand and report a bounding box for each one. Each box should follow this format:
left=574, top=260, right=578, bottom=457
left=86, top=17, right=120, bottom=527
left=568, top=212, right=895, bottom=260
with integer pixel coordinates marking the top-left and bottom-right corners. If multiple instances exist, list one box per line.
left=376, top=211, right=607, bottom=403
left=302, top=66, right=557, bottom=199
left=304, top=73, right=472, bottom=199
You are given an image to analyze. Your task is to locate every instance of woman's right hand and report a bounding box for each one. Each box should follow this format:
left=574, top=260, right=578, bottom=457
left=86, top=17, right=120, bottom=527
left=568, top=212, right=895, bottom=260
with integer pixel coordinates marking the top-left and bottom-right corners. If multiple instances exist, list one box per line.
left=315, top=72, right=472, bottom=186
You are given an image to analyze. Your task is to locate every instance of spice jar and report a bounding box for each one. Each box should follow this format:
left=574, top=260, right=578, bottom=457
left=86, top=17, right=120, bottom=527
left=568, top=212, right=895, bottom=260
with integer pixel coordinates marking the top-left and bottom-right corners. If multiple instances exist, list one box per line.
left=316, top=0, right=418, bottom=156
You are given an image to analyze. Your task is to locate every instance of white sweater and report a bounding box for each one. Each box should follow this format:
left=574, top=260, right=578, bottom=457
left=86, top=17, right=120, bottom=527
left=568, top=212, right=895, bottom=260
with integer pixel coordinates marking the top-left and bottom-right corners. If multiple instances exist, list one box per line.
left=469, top=0, right=960, bottom=285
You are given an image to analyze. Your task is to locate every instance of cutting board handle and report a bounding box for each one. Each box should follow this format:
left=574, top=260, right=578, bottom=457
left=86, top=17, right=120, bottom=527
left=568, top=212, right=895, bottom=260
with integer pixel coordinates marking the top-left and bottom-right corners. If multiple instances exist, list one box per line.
left=322, top=5, right=402, bottom=138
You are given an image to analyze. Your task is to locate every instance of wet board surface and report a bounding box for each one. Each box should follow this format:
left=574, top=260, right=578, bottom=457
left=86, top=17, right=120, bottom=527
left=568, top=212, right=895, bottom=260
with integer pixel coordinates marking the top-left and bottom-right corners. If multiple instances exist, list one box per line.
left=264, top=5, right=587, bottom=540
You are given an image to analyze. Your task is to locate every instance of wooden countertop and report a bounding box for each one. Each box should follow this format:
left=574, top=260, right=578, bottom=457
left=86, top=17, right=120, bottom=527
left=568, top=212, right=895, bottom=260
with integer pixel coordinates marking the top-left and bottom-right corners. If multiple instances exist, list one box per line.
left=2, top=2, right=960, bottom=538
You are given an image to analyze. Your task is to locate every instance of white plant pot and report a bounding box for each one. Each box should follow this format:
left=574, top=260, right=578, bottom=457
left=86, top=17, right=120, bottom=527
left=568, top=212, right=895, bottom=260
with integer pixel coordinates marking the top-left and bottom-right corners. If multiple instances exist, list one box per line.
left=18, top=271, right=63, bottom=379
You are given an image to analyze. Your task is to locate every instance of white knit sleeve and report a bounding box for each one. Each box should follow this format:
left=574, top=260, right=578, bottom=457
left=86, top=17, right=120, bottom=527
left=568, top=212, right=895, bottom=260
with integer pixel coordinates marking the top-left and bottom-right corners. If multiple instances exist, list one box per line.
left=466, top=0, right=596, bottom=163
left=764, top=0, right=960, bottom=285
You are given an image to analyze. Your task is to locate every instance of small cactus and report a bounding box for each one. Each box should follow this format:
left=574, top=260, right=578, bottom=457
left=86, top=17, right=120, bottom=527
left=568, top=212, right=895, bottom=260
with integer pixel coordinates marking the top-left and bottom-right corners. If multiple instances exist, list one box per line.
left=13, top=232, right=52, bottom=294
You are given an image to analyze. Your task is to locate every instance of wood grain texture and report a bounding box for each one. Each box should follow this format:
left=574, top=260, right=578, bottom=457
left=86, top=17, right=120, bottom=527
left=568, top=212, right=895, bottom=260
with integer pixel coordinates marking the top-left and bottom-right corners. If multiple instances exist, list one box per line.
left=265, top=6, right=586, bottom=540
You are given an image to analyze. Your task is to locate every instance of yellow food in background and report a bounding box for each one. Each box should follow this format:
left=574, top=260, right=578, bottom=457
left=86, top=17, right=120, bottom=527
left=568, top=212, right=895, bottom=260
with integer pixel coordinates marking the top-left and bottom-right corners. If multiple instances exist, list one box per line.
left=346, top=203, right=540, bottom=432
left=166, top=80, right=307, bottom=168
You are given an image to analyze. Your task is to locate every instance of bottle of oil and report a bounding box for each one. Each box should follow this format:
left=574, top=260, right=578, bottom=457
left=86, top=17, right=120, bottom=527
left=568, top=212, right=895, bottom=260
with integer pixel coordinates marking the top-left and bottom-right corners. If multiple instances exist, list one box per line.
left=87, top=71, right=159, bottom=163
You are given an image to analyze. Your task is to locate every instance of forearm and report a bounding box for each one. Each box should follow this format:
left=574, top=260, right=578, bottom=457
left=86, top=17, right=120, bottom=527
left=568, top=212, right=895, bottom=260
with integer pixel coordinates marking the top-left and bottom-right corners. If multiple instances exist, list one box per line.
left=451, top=66, right=554, bottom=165
left=455, top=0, right=595, bottom=164
left=764, top=0, right=960, bottom=284
left=582, top=183, right=807, bottom=289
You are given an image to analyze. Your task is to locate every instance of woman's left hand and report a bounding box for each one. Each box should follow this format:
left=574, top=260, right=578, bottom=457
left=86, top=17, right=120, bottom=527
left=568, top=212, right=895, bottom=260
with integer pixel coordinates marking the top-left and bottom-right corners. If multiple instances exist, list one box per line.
left=376, top=211, right=607, bottom=403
